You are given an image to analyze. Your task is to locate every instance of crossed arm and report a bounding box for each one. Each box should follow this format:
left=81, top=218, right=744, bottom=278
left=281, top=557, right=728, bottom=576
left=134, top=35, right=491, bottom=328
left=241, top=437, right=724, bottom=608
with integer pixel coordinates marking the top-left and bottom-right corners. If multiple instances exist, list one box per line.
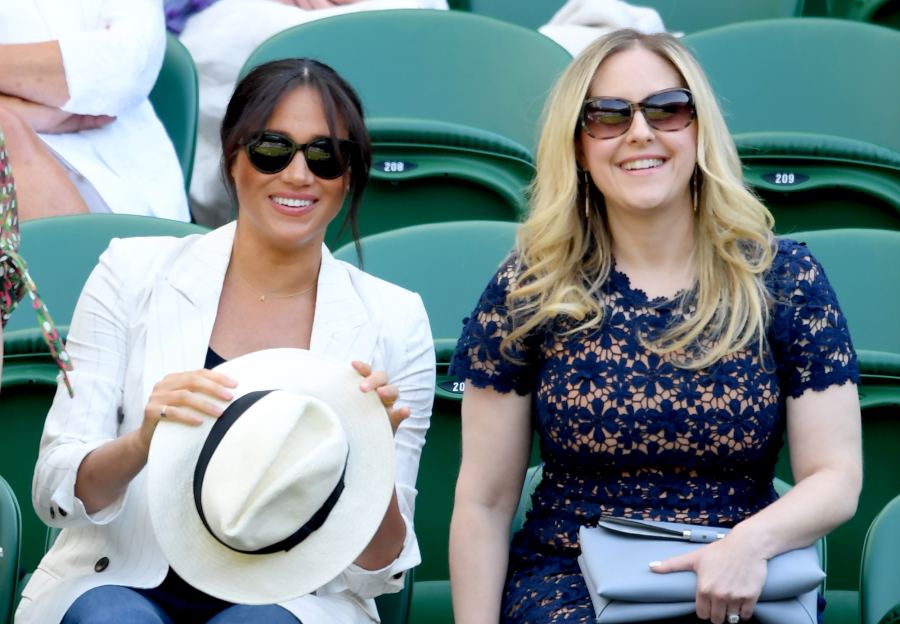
left=0, top=41, right=106, bottom=134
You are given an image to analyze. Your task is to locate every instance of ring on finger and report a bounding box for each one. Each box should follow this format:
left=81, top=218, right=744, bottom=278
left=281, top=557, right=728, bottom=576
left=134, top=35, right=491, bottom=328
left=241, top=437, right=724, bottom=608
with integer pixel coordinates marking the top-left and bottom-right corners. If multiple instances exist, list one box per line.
left=160, top=405, right=169, bottom=419
left=727, top=614, right=741, bottom=624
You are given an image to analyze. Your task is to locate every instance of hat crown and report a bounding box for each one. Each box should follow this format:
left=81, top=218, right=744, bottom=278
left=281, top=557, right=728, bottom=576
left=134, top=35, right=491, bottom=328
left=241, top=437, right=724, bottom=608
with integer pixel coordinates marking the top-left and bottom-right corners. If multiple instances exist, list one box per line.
left=200, top=391, right=349, bottom=552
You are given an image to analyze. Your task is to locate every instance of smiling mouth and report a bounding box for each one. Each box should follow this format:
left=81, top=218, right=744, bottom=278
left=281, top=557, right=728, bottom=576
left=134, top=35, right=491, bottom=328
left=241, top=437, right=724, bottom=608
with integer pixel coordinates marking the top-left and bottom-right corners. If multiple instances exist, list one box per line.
left=271, top=196, right=314, bottom=208
left=621, top=158, right=665, bottom=171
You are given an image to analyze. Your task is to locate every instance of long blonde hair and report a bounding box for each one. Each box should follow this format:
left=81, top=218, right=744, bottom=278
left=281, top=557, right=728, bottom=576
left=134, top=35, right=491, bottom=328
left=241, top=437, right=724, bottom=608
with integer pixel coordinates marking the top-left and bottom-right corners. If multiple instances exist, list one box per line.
left=503, top=30, right=775, bottom=369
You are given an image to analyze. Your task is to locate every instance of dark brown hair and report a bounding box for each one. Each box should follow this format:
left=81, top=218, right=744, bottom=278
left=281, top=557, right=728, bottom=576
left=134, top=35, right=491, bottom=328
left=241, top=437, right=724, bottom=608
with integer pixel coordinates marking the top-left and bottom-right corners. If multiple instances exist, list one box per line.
left=220, top=58, right=372, bottom=252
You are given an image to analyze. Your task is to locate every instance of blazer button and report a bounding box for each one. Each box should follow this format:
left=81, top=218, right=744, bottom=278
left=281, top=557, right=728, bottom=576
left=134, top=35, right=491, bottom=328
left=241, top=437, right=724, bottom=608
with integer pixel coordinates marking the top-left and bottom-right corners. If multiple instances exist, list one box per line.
left=94, top=557, right=110, bottom=573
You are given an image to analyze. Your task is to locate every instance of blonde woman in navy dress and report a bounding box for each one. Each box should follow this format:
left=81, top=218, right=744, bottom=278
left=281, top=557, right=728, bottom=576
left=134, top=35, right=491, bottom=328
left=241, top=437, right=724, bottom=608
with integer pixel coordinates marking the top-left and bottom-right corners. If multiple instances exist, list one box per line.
left=449, top=30, right=861, bottom=624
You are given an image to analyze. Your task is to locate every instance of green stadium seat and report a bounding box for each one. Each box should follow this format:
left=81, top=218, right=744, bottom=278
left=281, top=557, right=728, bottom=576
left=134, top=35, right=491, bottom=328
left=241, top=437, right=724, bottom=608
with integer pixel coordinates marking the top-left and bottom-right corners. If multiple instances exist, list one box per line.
left=335, top=221, right=539, bottom=622
left=685, top=19, right=900, bottom=232
left=787, top=229, right=900, bottom=374
left=240, top=10, right=570, bottom=248
left=4, top=214, right=208, bottom=336
left=861, top=494, right=900, bottom=624
left=149, top=33, right=199, bottom=191
left=0, top=476, right=21, bottom=624
left=333, top=220, right=519, bottom=346
left=772, top=229, right=900, bottom=604
left=334, top=220, right=520, bottom=576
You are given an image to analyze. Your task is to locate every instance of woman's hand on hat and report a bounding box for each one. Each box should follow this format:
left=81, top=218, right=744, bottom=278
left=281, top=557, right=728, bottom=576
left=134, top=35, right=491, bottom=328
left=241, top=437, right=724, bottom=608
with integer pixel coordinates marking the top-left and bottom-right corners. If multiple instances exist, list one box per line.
left=140, top=369, right=238, bottom=449
left=352, top=360, right=409, bottom=434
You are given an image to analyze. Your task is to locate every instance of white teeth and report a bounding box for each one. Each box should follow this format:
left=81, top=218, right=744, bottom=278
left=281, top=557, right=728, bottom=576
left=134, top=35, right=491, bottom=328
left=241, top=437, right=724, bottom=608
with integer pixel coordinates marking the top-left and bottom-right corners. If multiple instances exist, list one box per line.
left=622, top=158, right=664, bottom=171
left=272, top=196, right=313, bottom=208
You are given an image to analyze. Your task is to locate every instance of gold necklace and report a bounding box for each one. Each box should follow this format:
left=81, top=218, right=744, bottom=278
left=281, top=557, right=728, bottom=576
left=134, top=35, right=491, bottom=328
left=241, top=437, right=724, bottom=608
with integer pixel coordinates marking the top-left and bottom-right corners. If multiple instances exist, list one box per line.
left=231, top=265, right=317, bottom=302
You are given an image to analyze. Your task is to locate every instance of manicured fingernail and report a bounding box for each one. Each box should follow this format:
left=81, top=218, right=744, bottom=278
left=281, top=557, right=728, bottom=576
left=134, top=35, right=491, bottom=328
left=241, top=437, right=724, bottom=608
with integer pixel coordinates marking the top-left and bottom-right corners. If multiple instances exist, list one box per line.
left=648, top=561, right=661, bottom=568
left=360, top=382, right=370, bottom=391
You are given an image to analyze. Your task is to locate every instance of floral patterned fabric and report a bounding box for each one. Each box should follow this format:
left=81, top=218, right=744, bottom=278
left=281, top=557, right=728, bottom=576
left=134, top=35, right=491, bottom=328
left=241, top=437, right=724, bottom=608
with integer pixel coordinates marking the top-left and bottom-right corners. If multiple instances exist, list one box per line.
left=450, top=239, right=858, bottom=623
left=1, top=132, right=73, bottom=396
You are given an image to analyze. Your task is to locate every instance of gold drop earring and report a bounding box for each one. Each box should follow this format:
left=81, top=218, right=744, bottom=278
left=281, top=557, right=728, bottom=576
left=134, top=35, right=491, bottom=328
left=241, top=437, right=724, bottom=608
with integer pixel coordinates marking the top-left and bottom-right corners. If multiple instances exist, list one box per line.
left=583, top=171, right=591, bottom=219
left=691, top=165, right=702, bottom=213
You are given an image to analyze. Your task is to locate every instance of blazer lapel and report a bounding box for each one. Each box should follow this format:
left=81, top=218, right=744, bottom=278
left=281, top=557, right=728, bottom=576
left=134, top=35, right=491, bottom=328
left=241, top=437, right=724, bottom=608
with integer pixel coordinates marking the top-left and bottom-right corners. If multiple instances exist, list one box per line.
left=141, top=223, right=235, bottom=399
left=310, top=247, right=377, bottom=363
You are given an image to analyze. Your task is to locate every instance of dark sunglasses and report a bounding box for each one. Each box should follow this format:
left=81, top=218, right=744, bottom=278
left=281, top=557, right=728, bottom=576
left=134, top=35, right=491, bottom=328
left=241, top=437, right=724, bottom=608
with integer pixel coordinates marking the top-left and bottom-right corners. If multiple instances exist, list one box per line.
left=244, top=131, right=355, bottom=179
left=580, top=88, right=696, bottom=139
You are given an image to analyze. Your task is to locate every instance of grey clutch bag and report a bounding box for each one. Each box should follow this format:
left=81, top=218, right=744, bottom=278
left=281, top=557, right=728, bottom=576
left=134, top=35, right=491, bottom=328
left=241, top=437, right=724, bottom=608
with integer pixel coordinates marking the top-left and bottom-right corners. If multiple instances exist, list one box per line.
left=577, top=517, right=825, bottom=624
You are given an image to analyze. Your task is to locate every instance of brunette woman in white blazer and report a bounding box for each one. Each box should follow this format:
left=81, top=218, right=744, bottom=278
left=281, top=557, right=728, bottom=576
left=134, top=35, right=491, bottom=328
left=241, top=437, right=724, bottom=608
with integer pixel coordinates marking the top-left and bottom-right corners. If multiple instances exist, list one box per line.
left=16, top=59, right=435, bottom=624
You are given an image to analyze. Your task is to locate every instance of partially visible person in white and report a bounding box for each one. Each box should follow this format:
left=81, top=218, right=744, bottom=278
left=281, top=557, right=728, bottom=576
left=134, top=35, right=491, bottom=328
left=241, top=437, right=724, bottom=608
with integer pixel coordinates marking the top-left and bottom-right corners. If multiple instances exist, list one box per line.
left=538, top=0, right=667, bottom=57
left=178, top=0, right=448, bottom=227
left=0, top=0, right=190, bottom=222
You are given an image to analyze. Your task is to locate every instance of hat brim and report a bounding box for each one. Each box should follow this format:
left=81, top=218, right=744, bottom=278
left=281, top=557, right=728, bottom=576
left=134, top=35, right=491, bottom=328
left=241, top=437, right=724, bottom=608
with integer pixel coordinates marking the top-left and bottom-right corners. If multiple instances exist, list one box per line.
left=147, top=348, right=396, bottom=604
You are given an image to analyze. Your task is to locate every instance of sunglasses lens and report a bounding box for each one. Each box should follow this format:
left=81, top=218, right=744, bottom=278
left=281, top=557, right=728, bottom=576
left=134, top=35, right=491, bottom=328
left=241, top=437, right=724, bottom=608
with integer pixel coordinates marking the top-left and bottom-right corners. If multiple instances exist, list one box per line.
left=642, top=90, right=695, bottom=132
left=303, top=139, right=347, bottom=180
left=247, top=134, right=295, bottom=174
left=583, top=99, right=633, bottom=139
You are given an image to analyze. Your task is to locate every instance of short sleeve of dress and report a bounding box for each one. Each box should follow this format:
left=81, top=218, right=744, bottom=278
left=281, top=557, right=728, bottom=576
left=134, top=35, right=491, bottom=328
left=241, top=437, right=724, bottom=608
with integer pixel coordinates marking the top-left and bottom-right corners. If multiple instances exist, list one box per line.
left=449, top=255, right=541, bottom=396
left=767, top=239, right=860, bottom=399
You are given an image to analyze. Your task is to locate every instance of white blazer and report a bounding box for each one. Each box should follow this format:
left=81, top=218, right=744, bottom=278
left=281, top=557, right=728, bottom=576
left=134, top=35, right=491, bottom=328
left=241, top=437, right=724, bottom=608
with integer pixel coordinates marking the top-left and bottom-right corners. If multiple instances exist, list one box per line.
left=16, top=222, right=435, bottom=624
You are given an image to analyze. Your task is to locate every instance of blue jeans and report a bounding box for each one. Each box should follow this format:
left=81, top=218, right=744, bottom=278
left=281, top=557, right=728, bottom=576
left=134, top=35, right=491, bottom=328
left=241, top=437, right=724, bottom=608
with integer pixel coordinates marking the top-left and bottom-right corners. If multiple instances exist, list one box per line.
left=61, top=585, right=301, bottom=624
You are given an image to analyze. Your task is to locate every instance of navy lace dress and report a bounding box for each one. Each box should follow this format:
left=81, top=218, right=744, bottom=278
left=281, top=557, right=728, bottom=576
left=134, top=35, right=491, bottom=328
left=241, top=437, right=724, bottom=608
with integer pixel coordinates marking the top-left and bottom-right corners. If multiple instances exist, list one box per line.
left=450, top=239, right=859, bottom=623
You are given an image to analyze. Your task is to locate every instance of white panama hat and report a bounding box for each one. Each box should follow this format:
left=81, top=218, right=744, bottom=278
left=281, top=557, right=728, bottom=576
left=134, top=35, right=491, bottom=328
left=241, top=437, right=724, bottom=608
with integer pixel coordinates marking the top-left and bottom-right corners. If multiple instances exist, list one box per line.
left=147, top=348, right=396, bottom=604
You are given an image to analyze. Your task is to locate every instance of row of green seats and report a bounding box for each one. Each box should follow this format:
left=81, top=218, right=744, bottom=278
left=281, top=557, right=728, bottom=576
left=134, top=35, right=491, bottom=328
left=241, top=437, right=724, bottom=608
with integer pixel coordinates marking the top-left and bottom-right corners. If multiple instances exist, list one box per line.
left=235, top=11, right=899, bottom=246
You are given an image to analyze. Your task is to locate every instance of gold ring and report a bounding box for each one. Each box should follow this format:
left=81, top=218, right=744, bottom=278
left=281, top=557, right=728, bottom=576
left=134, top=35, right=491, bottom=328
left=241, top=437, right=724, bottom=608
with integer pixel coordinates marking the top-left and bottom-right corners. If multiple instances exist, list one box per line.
left=160, top=405, right=169, bottom=419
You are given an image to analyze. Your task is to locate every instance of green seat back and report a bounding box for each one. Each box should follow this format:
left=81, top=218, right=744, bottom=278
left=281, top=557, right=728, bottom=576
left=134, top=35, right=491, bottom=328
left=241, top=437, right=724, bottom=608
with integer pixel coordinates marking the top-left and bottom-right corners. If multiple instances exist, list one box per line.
left=790, top=229, right=900, bottom=362
left=685, top=19, right=900, bottom=151
left=335, top=221, right=517, bottom=583
left=241, top=10, right=570, bottom=152
left=149, top=32, right=199, bottom=190
left=685, top=19, right=900, bottom=232
left=333, top=220, right=519, bottom=345
left=862, top=494, right=900, bottom=624
left=0, top=476, right=21, bottom=624
left=240, top=10, right=570, bottom=248
left=4, top=214, right=208, bottom=335
left=327, top=118, right=534, bottom=249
